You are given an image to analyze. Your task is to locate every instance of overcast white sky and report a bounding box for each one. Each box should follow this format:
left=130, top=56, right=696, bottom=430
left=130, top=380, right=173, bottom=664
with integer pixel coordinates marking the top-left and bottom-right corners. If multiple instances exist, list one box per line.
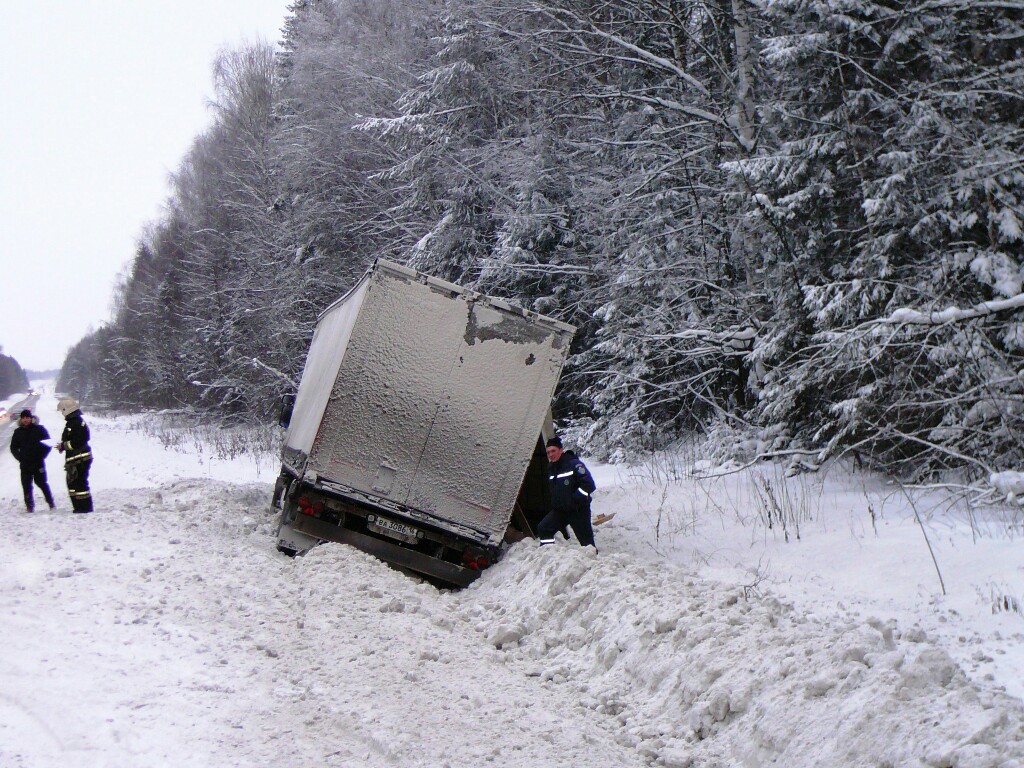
left=0, top=2, right=292, bottom=372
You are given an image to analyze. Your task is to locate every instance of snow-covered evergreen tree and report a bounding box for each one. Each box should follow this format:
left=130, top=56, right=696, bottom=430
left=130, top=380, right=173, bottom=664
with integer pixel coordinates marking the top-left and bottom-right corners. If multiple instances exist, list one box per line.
left=734, top=0, right=1024, bottom=476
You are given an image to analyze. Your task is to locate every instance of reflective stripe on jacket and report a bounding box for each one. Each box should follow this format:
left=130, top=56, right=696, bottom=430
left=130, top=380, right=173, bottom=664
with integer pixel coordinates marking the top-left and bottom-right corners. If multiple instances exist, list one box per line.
left=61, top=412, right=92, bottom=465
left=547, top=451, right=596, bottom=514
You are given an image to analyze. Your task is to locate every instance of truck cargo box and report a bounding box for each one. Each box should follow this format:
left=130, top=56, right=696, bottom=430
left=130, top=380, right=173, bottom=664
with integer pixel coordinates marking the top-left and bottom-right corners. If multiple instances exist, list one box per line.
left=274, top=259, right=575, bottom=585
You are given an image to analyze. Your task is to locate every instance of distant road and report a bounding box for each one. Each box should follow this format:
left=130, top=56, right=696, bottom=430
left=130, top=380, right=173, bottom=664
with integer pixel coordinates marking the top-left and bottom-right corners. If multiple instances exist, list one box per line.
left=1, top=394, right=41, bottom=440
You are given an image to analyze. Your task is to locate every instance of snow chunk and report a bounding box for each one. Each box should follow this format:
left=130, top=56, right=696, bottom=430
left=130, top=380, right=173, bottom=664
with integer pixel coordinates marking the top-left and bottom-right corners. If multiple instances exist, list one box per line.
left=989, top=470, right=1024, bottom=496
left=899, top=648, right=960, bottom=690
left=488, top=622, right=528, bottom=649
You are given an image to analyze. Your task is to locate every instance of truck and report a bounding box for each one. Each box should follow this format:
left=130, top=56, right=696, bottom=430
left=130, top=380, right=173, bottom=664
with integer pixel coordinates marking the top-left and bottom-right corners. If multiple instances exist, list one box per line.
left=272, top=259, right=576, bottom=587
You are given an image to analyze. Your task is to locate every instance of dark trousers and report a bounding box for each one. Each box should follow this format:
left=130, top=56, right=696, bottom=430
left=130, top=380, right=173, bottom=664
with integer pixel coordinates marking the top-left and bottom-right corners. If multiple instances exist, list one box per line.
left=66, top=459, right=93, bottom=512
left=20, top=464, right=55, bottom=510
left=537, top=506, right=595, bottom=547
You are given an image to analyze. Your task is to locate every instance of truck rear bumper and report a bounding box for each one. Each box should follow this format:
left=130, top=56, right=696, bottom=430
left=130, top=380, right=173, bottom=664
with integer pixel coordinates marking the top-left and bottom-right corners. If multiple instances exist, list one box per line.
left=290, top=514, right=482, bottom=587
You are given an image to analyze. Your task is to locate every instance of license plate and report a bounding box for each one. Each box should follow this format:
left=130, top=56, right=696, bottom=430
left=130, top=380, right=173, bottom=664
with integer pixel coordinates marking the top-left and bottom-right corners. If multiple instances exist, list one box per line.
left=368, top=515, right=420, bottom=543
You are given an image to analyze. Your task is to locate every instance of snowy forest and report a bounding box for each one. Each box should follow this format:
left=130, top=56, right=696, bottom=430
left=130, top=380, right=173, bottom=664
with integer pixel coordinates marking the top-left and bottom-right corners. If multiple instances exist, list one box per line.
left=0, top=350, right=29, bottom=400
left=57, top=0, right=1024, bottom=485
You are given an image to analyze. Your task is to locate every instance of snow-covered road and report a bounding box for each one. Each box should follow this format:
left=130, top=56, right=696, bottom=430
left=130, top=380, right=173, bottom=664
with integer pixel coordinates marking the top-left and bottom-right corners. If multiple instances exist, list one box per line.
left=4, top=477, right=1024, bottom=767
left=3, top=396, right=1024, bottom=767
left=1, top=480, right=647, bottom=768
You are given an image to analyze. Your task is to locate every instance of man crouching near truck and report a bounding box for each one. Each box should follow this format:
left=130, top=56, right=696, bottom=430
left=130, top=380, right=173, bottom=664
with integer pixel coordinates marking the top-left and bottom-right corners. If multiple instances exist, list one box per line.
left=537, top=436, right=597, bottom=550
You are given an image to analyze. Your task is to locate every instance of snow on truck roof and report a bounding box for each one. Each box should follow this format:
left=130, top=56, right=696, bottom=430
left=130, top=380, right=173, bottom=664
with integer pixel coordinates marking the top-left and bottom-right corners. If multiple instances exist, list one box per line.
left=317, top=259, right=576, bottom=337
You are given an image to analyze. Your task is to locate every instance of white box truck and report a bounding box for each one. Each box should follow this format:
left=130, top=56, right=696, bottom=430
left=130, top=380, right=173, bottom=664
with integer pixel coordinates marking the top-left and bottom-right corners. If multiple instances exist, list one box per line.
left=273, top=259, right=575, bottom=586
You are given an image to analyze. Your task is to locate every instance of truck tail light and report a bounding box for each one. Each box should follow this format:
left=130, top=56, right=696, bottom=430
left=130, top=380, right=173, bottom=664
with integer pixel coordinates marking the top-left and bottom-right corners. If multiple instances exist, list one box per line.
left=462, top=551, right=491, bottom=570
left=297, top=496, right=314, bottom=515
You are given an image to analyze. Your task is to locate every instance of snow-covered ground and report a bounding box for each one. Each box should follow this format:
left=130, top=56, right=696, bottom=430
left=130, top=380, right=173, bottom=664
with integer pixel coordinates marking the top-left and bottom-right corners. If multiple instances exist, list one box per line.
left=2, top=384, right=1023, bottom=767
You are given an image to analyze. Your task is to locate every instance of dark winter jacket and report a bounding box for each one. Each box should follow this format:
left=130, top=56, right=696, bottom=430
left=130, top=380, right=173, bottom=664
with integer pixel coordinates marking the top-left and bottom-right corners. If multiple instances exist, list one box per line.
left=10, top=421, right=52, bottom=468
left=60, top=411, right=92, bottom=465
left=547, top=450, right=596, bottom=515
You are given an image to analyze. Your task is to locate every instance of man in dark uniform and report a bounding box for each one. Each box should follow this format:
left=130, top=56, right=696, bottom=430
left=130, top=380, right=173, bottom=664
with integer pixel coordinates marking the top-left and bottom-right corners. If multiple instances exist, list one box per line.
left=537, top=436, right=597, bottom=549
left=9, top=409, right=56, bottom=512
left=56, top=397, right=93, bottom=513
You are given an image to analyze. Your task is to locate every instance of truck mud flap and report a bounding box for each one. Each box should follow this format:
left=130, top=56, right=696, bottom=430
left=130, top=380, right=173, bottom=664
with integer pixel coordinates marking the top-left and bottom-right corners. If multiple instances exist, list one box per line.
left=291, top=515, right=480, bottom=588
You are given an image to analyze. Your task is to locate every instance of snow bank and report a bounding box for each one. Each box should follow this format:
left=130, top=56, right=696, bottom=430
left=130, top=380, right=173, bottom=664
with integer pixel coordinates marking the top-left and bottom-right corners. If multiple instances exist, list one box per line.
left=465, top=542, right=1024, bottom=767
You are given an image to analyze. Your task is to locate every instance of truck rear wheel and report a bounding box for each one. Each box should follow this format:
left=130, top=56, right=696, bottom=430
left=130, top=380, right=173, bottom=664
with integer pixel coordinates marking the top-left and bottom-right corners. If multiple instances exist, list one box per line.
left=272, top=474, right=293, bottom=509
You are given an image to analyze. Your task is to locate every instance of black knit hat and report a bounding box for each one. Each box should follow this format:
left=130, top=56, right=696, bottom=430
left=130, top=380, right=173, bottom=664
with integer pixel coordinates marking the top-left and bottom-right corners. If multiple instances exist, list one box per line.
left=19, top=409, right=32, bottom=419
left=545, top=436, right=562, bottom=448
